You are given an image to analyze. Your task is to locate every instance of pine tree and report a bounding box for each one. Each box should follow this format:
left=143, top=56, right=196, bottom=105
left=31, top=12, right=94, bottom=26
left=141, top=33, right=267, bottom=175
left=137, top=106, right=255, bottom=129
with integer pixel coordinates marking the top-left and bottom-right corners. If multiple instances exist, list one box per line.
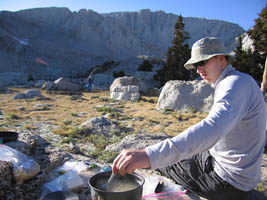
left=233, top=3, right=267, bottom=83
left=248, top=3, right=267, bottom=56
left=155, top=15, right=192, bottom=86
left=233, top=36, right=263, bottom=83
left=138, top=60, right=153, bottom=72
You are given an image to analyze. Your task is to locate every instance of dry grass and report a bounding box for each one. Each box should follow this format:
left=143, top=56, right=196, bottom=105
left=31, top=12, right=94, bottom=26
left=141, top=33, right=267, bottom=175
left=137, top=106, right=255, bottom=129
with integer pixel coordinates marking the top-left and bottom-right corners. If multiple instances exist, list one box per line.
left=0, top=87, right=207, bottom=136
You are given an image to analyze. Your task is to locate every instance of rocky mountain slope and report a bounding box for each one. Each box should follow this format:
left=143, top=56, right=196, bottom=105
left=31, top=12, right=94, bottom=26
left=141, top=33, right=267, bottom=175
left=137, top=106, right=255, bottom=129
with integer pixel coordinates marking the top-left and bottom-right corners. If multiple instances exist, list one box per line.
left=0, top=7, right=245, bottom=80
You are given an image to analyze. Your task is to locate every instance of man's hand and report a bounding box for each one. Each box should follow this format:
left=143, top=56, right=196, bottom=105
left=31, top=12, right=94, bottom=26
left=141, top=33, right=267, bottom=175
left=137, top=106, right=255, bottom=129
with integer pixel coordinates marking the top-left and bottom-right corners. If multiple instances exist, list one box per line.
left=112, top=149, right=151, bottom=175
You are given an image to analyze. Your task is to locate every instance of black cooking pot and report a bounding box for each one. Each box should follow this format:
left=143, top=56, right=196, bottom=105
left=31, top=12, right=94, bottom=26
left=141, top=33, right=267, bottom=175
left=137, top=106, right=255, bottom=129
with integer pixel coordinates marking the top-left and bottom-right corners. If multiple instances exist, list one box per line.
left=0, top=131, right=18, bottom=144
left=42, top=191, right=79, bottom=200
left=89, top=171, right=145, bottom=200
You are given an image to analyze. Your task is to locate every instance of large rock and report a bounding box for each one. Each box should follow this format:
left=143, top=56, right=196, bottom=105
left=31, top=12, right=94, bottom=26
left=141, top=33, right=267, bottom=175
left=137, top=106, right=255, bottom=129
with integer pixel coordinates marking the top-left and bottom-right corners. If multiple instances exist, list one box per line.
left=110, top=76, right=148, bottom=93
left=157, top=80, right=214, bottom=112
left=110, top=85, right=140, bottom=102
left=52, top=77, right=82, bottom=91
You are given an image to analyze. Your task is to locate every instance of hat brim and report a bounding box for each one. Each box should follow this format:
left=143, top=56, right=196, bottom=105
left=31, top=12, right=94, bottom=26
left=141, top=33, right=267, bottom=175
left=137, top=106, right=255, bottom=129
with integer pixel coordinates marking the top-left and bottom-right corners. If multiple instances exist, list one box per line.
left=184, top=54, right=235, bottom=70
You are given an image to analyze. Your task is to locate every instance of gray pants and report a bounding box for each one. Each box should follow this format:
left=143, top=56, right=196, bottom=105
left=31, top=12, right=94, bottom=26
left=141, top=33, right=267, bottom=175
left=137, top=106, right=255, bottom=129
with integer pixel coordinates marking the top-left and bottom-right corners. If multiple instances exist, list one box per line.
left=157, top=151, right=249, bottom=200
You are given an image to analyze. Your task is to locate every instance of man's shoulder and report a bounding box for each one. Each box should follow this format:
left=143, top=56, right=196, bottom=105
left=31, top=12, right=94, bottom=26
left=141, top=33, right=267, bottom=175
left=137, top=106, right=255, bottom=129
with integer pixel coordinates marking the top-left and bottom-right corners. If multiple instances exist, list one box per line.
left=225, top=69, right=255, bottom=85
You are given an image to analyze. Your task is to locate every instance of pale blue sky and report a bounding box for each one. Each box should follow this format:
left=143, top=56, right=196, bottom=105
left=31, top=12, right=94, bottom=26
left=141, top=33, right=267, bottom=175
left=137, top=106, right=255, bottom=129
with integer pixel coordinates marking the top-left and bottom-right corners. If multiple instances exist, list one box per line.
left=0, top=0, right=266, bottom=31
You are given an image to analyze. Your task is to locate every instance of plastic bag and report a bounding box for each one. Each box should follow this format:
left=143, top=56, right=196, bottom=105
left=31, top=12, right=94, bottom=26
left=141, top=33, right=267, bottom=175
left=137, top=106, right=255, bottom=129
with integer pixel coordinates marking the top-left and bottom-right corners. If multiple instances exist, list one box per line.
left=0, top=144, right=40, bottom=184
left=142, top=175, right=187, bottom=200
left=57, top=160, right=89, bottom=174
left=43, top=170, right=84, bottom=192
left=142, top=190, right=187, bottom=200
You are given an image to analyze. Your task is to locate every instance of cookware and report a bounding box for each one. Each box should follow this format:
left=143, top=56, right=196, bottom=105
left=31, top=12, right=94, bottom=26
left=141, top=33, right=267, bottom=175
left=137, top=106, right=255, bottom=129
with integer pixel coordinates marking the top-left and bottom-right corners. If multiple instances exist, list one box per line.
left=89, top=171, right=145, bottom=200
left=42, top=191, right=79, bottom=200
left=0, top=131, right=18, bottom=144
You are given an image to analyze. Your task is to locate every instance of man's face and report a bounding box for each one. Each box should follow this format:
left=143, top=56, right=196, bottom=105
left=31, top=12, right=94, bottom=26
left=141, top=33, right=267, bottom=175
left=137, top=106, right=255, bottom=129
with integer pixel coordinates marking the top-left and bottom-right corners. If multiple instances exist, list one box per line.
left=196, top=56, right=225, bottom=84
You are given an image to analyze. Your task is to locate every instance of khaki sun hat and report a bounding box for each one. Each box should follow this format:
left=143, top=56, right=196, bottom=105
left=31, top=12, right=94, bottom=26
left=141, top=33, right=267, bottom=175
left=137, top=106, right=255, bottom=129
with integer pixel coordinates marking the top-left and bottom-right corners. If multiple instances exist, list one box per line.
left=184, top=37, right=235, bottom=70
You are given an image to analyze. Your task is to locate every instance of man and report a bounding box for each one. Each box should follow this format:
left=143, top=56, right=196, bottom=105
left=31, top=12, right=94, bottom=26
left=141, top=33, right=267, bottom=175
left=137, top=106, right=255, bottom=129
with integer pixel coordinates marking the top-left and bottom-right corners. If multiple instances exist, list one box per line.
left=87, top=75, right=93, bottom=92
left=261, top=57, right=267, bottom=150
left=260, top=57, right=267, bottom=94
left=112, top=37, right=266, bottom=200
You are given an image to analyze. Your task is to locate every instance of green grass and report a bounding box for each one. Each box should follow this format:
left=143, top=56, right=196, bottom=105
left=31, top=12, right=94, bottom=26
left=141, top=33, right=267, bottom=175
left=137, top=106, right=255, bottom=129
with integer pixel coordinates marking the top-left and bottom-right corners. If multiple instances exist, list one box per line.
left=6, top=112, right=20, bottom=120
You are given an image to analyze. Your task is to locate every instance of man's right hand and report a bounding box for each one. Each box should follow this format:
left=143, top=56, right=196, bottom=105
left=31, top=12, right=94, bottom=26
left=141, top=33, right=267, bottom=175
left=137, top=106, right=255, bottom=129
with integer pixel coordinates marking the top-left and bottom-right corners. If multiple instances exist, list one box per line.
left=112, top=149, right=151, bottom=176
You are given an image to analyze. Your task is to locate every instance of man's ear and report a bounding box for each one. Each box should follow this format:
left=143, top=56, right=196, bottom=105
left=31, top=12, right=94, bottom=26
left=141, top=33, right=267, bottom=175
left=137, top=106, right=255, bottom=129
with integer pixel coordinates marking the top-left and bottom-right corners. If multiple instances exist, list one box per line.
left=219, top=55, right=228, bottom=67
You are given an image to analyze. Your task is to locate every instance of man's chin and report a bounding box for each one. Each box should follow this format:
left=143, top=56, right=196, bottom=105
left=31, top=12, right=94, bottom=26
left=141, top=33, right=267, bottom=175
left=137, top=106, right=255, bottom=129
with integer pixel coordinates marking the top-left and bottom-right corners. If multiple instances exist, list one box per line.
left=203, top=79, right=211, bottom=84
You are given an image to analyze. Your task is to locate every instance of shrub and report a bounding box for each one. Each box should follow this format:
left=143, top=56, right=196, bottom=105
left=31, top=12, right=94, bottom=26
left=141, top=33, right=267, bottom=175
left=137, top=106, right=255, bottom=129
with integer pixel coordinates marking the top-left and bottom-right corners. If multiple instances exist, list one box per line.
left=113, top=70, right=125, bottom=78
left=138, top=60, right=153, bottom=72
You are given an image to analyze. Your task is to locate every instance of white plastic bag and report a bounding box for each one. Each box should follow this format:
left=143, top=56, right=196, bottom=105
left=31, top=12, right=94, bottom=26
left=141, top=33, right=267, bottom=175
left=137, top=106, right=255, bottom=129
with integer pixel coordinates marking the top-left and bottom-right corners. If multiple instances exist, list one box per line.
left=57, top=160, right=88, bottom=174
left=43, top=170, right=84, bottom=192
left=0, top=144, right=40, bottom=184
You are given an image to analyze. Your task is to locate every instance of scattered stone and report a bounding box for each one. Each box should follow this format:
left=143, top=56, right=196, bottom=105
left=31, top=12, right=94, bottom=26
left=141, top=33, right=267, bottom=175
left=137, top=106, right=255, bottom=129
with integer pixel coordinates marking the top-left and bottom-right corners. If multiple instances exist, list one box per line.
left=68, top=142, right=81, bottom=154
left=33, top=104, right=53, bottom=108
left=25, top=89, right=42, bottom=99
left=79, top=117, right=122, bottom=137
left=18, top=107, right=25, bottom=111
left=13, top=89, right=43, bottom=99
left=13, top=93, right=26, bottom=99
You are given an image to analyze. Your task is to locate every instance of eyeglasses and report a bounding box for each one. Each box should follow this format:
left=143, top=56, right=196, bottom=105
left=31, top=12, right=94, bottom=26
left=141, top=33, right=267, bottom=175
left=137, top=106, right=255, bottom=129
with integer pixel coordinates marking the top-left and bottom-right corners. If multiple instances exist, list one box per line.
left=193, top=60, right=209, bottom=69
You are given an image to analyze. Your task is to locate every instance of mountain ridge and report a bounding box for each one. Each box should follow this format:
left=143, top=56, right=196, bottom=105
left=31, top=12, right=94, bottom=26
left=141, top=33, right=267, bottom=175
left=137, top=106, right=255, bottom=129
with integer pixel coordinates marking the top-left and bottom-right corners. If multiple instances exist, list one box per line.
left=0, top=7, right=245, bottom=80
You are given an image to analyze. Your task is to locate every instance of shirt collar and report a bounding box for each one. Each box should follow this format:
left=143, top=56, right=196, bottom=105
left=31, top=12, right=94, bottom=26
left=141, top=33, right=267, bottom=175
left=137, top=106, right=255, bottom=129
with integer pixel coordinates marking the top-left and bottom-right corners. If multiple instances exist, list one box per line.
left=211, top=64, right=234, bottom=88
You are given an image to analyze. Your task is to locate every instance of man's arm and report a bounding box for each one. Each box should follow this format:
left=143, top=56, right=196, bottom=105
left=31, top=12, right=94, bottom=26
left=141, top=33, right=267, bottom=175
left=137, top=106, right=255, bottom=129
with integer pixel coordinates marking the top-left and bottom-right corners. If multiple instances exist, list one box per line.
left=261, top=57, right=267, bottom=92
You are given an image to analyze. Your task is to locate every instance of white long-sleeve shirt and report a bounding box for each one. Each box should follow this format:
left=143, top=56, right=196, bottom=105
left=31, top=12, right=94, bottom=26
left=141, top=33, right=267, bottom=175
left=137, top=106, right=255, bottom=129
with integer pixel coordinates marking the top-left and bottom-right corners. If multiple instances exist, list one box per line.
left=145, top=65, right=266, bottom=191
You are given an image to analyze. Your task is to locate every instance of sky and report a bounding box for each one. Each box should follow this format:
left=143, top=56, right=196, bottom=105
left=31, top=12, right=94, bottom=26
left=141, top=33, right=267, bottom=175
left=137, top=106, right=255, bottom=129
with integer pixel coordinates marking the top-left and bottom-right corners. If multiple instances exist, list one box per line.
left=0, top=0, right=266, bottom=31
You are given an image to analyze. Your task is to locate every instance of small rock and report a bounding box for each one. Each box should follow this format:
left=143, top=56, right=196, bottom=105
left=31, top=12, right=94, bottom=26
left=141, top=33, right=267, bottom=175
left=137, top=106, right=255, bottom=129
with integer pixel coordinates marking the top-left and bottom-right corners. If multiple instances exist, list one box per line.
left=18, top=107, right=25, bottom=111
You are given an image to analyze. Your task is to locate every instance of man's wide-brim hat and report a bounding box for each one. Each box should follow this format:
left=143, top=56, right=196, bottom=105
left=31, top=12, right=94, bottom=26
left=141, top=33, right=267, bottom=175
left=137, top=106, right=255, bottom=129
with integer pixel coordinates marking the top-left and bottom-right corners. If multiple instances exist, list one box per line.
left=184, top=37, right=235, bottom=70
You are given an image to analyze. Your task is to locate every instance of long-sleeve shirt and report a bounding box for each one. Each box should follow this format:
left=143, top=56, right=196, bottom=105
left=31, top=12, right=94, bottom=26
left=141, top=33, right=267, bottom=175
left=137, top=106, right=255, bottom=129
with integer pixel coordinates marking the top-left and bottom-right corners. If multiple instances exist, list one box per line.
left=145, top=65, right=266, bottom=191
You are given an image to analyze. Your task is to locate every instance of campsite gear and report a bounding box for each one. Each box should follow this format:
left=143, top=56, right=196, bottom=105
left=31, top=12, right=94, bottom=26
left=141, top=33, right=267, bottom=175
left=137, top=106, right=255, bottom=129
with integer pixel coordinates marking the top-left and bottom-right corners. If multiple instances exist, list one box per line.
left=43, top=170, right=84, bottom=192
left=100, top=165, right=112, bottom=172
left=0, top=145, right=40, bottom=184
left=89, top=171, right=145, bottom=200
left=42, top=191, right=79, bottom=200
left=106, top=173, right=116, bottom=191
left=0, top=131, right=18, bottom=144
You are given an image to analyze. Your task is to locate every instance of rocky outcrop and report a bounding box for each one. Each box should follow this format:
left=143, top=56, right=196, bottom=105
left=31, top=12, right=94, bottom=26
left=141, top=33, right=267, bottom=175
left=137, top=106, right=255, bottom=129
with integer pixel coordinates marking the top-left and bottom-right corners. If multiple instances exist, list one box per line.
left=105, top=9, right=244, bottom=54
